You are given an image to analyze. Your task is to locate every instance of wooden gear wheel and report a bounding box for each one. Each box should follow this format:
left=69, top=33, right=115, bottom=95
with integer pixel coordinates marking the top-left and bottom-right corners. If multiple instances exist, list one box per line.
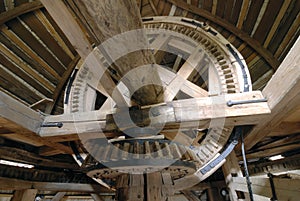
left=65, top=16, right=252, bottom=198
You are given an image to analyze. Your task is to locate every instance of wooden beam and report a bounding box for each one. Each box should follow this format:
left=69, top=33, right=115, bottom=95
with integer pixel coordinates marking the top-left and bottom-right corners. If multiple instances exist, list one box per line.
left=40, top=0, right=128, bottom=107
left=263, top=0, right=292, bottom=48
left=232, top=176, right=300, bottom=201
left=51, top=192, right=66, bottom=201
left=91, top=194, right=104, bottom=201
left=247, top=154, right=300, bottom=176
left=0, top=1, right=43, bottom=25
left=157, top=66, right=208, bottom=98
left=0, top=91, right=42, bottom=133
left=236, top=0, right=250, bottom=29
left=0, top=177, right=111, bottom=193
left=11, top=189, right=38, bottom=201
left=40, top=91, right=270, bottom=137
left=0, top=146, right=77, bottom=169
left=167, top=0, right=280, bottom=70
left=222, top=152, right=249, bottom=201
left=163, top=45, right=209, bottom=101
left=244, top=36, right=300, bottom=150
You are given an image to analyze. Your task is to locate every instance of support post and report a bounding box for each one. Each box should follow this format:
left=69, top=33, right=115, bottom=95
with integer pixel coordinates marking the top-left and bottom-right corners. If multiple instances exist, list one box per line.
left=11, top=189, right=38, bottom=201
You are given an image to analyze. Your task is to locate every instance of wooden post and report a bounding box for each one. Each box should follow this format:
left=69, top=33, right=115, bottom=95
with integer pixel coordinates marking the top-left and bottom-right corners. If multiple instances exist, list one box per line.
left=222, top=152, right=249, bottom=201
left=115, top=172, right=175, bottom=201
left=11, top=189, right=38, bottom=201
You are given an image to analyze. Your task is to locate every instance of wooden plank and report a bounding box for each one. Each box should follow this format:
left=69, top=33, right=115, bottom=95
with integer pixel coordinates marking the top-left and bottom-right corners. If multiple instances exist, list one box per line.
left=0, top=63, right=45, bottom=104
left=0, top=91, right=42, bottom=133
left=6, top=18, right=67, bottom=75
left=41, top=0, right=128, bottom=107
left=11, top=189, right=38, bottom=201
left=163, top=46, right=208, bottom=101
left=0, top=177, right=110, bottom=193
left=232, top=177, right=300, bottom=201
left=0, top=1, right=43, bottom=25
left=244, top=36, right=300, bottom=150
left=41, top=91, right=270, bottom=138
left=0, top=25, right=61, bottom=81
left=20, top=12, right=72, bottom=67
left=253, top=0, right=284, bottom=44
left=236, top=0, right=250, bottom=29
left=167, top=0, right=280, bottom=70
left=0, top=41, right=55, bottom=93
left=242, top=0, right=264, bottom=34
left=229, top=0, right=242, bottom=25
left=263, top=0, right=292, bottom=48
left=51, top=192, right=66, bottom=201
left=147, top=172, right=163, bottom=201
left=40, top=0, right=92, bottom=58
left=222, top=152, right=248, bottom=201
left=211, top=0, right=217, bottom=15
left=273, top=1, right=300, bottom=58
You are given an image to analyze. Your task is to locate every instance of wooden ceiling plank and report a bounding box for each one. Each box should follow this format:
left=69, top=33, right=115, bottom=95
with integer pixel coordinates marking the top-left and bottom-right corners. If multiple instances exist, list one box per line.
left=0, top=52, right=53, bottom=99
left=263, top=0, right=293, bottom=48
left=149, top=0, right=159, bottom=15
left=34, top=10, right=75, bottom=60
left=243, top=143, right=300, bottom=160
left=20, top=12, right=72, bottom=67
left=0, top=1, right=43, bottom=25
left=6, top=18, right=67, bottom=75
left=0, top=41, right=55, bottom=93
left=274, top=13, right=300, bottom=58
left=211, top=0, right=217, bottom=15
left=1, top=25, right=61, bottom=81
left=244, top=36, right=300, bottom=150
left=242, top=0, right=264, bottom=34
left=236, top=0, right=250, bottom=29
left=252, top=0, right=283, bottom=43
left=167, top=0, right=280, bottom=70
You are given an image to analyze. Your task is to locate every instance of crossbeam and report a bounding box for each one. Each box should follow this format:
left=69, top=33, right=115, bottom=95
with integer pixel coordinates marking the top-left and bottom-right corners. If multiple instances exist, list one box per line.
left=39, top=91, right=270, bottom=139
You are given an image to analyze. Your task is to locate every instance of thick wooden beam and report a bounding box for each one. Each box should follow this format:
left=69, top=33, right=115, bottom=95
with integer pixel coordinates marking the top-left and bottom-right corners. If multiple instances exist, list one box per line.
left=0, top=177, right=111, bottom=193
left=40, top=91, right=270, bottom=138
left=244, top=36, right=300, bottom=150
left=11, top=189, right=38, bottom=201
left=40, top=0, right=128, bottom=107
left=222, top=152, right=249, bottom=201
left=0, top=1, right=43, bottom=25
left=167, top=0, right=280, bottom=70
left=232, top=176, right=300, bottom=201
left=0, top=91, right=42, bottom=133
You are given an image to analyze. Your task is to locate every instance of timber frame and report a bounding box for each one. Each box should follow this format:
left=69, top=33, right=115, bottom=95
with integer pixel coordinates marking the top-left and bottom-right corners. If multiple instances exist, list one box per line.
left=0, top=0, right=300, bottom=200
